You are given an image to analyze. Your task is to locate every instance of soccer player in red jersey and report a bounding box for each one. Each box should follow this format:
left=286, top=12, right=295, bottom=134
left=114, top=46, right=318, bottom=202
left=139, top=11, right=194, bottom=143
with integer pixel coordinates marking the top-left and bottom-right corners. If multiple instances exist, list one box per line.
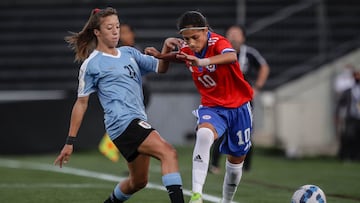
left=145, top=11, right=253, bottom=203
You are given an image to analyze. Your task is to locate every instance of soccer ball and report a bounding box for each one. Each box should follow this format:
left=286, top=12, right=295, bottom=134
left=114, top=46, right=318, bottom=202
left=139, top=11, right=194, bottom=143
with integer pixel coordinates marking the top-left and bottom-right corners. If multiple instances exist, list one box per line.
left=291, top=184, right=326, bottom=203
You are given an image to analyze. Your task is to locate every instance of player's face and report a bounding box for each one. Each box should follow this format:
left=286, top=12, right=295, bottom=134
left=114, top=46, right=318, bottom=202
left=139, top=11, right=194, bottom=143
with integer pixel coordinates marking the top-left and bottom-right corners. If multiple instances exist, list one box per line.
left=120, top=24, right=135, bottom=46
left=96, top=15, right=120, bottom=48
left=181, top=29, right=208, bottom=53
left=226, top=27, right=245, bottom=52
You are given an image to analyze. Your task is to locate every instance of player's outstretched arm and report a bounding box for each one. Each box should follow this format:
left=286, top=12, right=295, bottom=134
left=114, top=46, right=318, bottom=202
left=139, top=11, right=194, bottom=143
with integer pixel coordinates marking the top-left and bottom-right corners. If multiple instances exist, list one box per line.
left=145, top=47, right=180, bottom=61
left=145, top=37, right=184, bottom=64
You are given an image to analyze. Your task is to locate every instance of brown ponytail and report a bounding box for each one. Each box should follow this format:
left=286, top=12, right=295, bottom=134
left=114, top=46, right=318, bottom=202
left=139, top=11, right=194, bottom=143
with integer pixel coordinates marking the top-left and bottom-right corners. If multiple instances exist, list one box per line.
left=65, top=7, right=118, bottom=62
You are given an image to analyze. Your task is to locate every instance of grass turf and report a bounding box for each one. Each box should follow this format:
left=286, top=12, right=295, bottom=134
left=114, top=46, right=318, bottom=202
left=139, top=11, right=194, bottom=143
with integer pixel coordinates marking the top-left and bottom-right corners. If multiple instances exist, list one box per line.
left=0, top=145, right=359, bottom=203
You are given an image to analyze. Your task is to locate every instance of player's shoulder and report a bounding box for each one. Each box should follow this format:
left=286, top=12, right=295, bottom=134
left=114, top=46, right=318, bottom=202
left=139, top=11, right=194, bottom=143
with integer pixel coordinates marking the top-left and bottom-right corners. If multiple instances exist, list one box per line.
left=209, top=32, right=225, bottom=39
left=119, top=46, right=145, bottom=60
left=209, top=32, right=230, bottom=47
left=119, top=46, right=141, bottom=54
left=81, top=50, right=100, bottom=70
left=209, top=32, right=227, bottom=41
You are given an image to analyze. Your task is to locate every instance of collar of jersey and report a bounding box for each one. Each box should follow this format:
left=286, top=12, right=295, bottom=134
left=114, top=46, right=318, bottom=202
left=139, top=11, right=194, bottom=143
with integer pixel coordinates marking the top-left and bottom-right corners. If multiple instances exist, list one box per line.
left=101, top=49, right=121, bottom=58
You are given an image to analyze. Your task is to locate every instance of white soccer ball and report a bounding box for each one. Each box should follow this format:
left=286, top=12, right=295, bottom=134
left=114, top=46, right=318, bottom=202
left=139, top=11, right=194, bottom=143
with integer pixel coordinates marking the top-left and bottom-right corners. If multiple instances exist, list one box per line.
left=291, top=184, right=326, bottom=203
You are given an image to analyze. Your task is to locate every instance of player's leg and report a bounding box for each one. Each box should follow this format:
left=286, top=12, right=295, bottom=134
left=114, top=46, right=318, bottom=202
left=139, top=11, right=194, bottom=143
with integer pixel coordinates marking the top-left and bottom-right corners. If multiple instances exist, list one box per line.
left=220, top=102, right=252, bottom=203
left=221, top=155, right=246, bottom=203
left=104, top=118, right=153, bottom=203
left=106, top=119, right=184, bottom=203
left=190, top=123, right=216, bottom=203
left=209, top=136, right=223, bottom=174
left=138, top=130, right=185, bottom=203
left=190, top=107, right=226, bottom=203
left=243, top=145, right=253, bottom=171
left=244, top=100, right=255, bottom=172
left=104, top=154, right=151, bottom=203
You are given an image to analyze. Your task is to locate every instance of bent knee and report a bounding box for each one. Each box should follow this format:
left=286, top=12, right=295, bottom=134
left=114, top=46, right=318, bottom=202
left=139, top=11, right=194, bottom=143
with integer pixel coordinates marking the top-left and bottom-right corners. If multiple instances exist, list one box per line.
left=161, top=143, right=178, bottom=160
left=196, top=127, right=215, bottom=145
left=228, top=155, right=246, bottom=164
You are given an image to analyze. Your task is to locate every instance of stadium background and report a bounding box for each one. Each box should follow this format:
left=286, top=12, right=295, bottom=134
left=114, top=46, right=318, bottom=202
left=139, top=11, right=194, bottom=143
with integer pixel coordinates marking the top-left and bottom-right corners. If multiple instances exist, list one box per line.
left=0, top=0, right=359, bottom=157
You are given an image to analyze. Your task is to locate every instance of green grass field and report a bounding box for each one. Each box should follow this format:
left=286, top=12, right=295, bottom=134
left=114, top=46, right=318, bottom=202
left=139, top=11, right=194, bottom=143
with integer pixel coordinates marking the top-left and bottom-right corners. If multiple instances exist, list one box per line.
left=1, top=145, right=359, bottom=203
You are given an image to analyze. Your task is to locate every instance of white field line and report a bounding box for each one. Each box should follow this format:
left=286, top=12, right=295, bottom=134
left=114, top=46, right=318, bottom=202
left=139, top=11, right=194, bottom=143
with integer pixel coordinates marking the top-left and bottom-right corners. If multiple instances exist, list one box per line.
left=0, top=158, right=240, bottom=203
left=0, top=183, right=112, bottom=189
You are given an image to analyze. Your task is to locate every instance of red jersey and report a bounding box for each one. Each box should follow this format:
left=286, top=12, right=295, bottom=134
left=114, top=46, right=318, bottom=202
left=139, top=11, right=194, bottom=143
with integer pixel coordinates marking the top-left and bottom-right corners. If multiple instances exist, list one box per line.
left=181, top=32, right=253, bottom=108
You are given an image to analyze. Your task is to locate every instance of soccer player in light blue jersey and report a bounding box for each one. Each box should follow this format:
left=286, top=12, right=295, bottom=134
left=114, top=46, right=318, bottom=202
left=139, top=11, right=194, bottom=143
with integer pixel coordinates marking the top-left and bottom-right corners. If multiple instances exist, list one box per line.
left=54, top=7, right=185, bottom=203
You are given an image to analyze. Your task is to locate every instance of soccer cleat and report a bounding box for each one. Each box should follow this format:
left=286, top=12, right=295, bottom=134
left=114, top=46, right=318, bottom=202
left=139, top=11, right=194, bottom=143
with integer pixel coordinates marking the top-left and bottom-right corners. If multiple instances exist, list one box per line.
left=189, top=192, right=203, bottom=203
left=103, top=195, right=124, bottom=203
left=103, top=197, right=112, bottom=203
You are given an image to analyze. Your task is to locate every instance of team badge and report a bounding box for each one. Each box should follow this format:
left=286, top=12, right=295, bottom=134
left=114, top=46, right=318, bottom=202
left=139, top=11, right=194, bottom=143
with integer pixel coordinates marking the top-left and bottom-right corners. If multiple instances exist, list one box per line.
left=138, top=120, right=152, bottom=129
left=205, top=64, right=216, bottom=72
left=202, top=115, right=212, bottom=120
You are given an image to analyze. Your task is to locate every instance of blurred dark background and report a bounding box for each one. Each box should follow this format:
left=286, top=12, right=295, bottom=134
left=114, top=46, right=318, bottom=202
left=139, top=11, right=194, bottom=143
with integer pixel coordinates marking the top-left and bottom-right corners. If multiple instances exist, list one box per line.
left=0, top=0, right=359, bottom=154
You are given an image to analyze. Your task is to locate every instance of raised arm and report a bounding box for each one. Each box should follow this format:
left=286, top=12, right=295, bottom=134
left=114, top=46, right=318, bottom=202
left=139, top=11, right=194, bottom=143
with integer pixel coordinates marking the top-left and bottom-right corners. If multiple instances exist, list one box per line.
left=145, top=38, right=184, bottom=73
left=176, top=51, right=237, bottom=67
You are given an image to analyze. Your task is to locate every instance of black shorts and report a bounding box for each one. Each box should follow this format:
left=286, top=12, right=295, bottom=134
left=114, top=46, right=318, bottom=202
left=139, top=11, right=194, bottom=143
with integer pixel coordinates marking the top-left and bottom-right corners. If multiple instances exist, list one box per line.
left=112, top=118, right=154, bottom=162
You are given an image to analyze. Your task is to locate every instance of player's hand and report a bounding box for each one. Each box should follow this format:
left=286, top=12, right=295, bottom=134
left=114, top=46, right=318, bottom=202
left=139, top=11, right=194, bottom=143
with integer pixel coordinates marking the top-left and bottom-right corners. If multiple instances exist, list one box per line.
left=145, top=47, right=182, bottom=62
left=144, top=47, right=161, bottom=57
left=54, top=144, right=73, bottom=168
left=177, top=52, right=210, bottom=67
left=164, top=38, right=183, bottom=51
left=177, top=52, right=199, bottom=66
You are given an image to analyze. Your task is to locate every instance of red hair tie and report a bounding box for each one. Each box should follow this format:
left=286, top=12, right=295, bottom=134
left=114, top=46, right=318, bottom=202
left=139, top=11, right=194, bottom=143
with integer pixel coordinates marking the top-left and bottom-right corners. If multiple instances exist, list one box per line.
left=93, top=8, right=101, bottom=14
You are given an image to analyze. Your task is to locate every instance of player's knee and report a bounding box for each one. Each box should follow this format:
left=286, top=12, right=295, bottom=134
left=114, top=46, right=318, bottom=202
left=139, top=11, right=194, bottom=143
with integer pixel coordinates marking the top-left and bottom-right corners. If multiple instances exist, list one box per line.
left=162, top=143, right=178, bottom=161
left=196, top=127, right=214, bottom=144
left=228, top=155, right=246, bottom=164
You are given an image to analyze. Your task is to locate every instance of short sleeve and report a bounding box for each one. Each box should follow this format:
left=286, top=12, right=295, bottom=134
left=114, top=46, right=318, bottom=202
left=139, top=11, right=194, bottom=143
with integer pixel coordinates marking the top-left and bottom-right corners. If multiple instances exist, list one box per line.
left=216, top=38, right=235, bottom=55
left=122, top=47, right=159, bottom=75
left=77, top=59, right=98, bottom=97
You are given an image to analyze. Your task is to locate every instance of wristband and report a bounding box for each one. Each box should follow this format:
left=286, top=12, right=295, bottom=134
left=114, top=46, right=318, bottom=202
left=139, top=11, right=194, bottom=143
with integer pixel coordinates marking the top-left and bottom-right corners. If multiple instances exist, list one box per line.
left=65, top=136, right=76, bottom=145
left=198, top=58, right=210, bottom=67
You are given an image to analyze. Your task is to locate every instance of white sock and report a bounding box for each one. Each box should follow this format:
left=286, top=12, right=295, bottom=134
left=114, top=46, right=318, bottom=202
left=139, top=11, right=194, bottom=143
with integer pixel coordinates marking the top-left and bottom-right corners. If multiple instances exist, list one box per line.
left=222, top=160, right=243, bottom=203
left=192, top=127, right=214, bottom=194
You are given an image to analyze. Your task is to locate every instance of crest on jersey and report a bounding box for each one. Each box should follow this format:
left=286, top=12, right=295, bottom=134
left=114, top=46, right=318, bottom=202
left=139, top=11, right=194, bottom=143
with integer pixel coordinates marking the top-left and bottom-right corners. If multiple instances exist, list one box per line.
left=205, top=64, right=216, bottom=72
left=202, top=115, right=212, bottom=120
left=138, top=120, right=152, bottom=129
left=189, top=64, right=217, bottom=73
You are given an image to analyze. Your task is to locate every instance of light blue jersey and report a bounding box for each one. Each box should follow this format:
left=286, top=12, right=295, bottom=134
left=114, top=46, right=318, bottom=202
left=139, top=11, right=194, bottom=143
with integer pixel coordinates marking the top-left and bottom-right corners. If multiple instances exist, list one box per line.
left=77, top=46, right=159, bottom=140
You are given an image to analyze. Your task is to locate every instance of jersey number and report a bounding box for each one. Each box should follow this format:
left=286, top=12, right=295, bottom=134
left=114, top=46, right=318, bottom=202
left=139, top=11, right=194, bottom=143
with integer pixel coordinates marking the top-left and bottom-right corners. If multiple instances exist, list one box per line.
left=124, top=64, right=136, bottom=79
left=198, top=75, right=216, bottom=88
left=237, top=128, right=251, bottom=150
